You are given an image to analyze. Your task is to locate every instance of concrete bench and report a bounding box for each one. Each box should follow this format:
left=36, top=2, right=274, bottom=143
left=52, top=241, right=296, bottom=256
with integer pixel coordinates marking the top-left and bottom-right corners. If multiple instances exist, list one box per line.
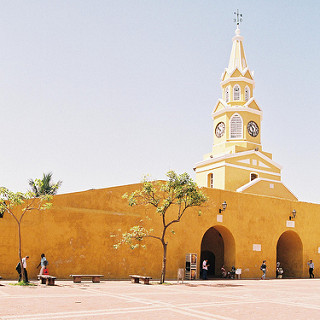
left=38, top=275, right=56, bottom=286
left=129, top=275, right=152, bottom=285
left=70, top=275, right=104, bottom=283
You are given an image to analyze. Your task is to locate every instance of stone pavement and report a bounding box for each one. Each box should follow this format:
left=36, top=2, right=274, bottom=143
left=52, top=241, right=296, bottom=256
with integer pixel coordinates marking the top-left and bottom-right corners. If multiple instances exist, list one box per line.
left=1, top=279, right=320, bottom=319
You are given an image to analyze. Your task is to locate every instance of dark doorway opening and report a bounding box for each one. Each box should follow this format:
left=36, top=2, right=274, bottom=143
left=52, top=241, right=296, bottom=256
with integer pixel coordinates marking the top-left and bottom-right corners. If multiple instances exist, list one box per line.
left=276, top=230, right=303, bottom=278
left=200, top=226, right=235, bottom=279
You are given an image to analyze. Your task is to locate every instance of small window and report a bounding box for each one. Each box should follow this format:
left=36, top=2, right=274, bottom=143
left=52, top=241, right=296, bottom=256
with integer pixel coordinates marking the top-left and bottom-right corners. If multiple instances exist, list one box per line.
left=250, top=173, right=258, bottom=181
left=233, top=85, right=240, bottom=101
left=245, top=86, right=250, bottom=102
left=230, top=114, right=243, bottom=139
left=225, top=87, right=229, bottom=102
left=207, top=173, right=214, bottom=188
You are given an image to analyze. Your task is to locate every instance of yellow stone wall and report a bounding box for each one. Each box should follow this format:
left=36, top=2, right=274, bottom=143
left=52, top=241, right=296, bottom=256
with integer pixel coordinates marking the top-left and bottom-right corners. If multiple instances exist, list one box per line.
left=0, top=184, right=318, bottom=280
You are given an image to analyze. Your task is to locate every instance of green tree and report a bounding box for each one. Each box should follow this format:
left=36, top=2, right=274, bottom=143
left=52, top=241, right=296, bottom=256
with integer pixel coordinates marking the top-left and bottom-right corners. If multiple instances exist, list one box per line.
left=118, top=171, right=207, bottom=283
left=28, top=172, right=62, bottom=196
left=0, top=179, right=59, bottom=282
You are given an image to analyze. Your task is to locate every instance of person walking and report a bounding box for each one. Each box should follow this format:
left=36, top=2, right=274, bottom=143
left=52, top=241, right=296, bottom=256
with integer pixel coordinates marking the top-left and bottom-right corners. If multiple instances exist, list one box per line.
left=260, top=260, right=267, bottom=280
left=202, top=259, right=209, bottom=280
left=307, top=259, right=315, bottom=278
left=37, top=253, right=48, bottom=275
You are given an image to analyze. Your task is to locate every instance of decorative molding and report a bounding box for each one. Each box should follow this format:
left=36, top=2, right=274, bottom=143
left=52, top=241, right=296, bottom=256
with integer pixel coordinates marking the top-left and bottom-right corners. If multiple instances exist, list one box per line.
left=259, top=161, right=270, bottom=169
left=221, top=77, right=255, bottom=86
left=212, top=140, right=262, bottom=148
left=196, top=163, right=281, bottom=177
left=237, top=159, right=250, bottom=164
left=236, top=177, right=284, bottom=192
left=212, top=106, right=263, bottom=119
left=195, top=150, right=283, bottom=171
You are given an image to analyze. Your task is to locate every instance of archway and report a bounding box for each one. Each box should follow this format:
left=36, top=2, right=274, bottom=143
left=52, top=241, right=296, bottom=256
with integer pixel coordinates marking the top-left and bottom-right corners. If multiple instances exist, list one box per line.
left=200, top=226, right=235, bottom=278
left=277, top=231, right=303, bottom=278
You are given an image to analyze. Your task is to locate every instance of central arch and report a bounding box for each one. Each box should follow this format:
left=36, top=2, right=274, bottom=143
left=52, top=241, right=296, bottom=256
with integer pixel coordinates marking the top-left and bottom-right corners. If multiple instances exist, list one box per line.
left=276, top=230, right=303, bottom=278
left=200, top=226, right=235, bottom=278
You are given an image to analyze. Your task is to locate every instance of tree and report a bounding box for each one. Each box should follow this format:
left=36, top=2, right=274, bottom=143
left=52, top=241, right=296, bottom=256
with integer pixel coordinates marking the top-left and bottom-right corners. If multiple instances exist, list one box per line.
left=28, top=172, right=62, bottom=196
left=0, top=179, right=59, bottom=282
left=118, top=171, right=208, bottom=283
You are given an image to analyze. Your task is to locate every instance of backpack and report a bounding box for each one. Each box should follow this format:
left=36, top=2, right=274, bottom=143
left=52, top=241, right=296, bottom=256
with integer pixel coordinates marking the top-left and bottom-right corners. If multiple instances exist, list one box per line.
left=15, top=262, right=21, bottom=273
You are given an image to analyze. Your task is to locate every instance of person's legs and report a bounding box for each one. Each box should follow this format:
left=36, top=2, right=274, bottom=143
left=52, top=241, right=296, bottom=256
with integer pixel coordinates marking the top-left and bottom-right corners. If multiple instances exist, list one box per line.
left=262, top=269, right=266, bottom=280
left=18, top=272, right=22, bottom=282
left=202, top=269, right=207, bottom=280
left=24, top=268, right=28, bottom=283
left=40, top=266, right=45, bottom=275
left=312, top=269, right=315, bottom=278
left=309, top=268, right=313, bottom=278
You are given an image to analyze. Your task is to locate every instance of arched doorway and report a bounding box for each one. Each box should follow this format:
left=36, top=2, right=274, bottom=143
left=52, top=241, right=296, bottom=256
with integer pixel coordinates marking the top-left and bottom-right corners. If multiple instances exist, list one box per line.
left=200, top=226, right=235, bottom=278
left=277, top=231, right=303, bottom=278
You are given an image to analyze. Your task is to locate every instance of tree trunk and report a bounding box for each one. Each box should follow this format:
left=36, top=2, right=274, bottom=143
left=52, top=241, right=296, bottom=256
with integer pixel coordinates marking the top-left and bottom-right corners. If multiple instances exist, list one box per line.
left=160, top=242, right=167, bottom=284
left=18, top=223, right=24, bottom=282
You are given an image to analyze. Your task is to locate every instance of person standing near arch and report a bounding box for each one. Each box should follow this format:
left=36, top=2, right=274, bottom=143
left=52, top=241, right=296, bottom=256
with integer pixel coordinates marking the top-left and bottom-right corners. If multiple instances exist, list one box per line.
left=307, top=259, right=315, bottom=278
left=260, top=260, right=267, bottom=280
left=202, top=259, right=209, bottom=280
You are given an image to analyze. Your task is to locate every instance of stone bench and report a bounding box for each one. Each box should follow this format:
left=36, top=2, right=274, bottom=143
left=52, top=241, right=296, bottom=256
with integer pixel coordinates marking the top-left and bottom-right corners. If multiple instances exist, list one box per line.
left=129, top=275, right=152, bottom=285
left=38, top=275, right=56, bottom=286
left=70, top=275, right=104, bottom=283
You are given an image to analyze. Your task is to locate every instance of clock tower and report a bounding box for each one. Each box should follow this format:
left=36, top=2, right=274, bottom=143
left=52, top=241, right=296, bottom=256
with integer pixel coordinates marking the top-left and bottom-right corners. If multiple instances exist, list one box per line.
left=194, top=26, right=297, bottom=200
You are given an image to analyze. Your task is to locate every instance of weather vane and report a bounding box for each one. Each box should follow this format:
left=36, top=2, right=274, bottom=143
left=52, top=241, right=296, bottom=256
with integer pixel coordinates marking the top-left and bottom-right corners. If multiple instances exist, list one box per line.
left=233, top=9, right=243, bottom=26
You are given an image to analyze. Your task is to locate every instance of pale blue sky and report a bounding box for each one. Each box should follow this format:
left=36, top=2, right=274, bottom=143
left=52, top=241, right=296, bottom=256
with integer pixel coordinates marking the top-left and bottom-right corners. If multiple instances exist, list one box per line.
left=0, top=1, right=319, bottom=203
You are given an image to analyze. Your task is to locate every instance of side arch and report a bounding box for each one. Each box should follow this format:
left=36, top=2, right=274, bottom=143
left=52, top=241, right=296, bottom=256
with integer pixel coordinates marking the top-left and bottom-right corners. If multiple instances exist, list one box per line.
left=276, top=230, right=303, bottom=278
left=200, top=225, right=236, bottom=277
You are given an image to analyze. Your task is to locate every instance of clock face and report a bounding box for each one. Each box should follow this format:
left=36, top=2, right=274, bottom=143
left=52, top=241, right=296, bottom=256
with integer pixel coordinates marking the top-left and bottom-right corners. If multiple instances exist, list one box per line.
left=215, top=122, right=225, bottom=138
left=247, top=121, right=259, bottom=137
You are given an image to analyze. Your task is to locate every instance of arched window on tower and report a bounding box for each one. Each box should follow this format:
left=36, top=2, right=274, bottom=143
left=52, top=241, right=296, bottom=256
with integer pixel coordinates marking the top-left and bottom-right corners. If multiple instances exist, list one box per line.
left=233, top=85, right=240, bottom=101
left=207, top=173, right=214, bottom=188
left=225, top=86, right=229, bottom=102
left=250, top=173, right=258, bottom=181
left=245, top=86, right=250, bottom=102
left=230, top=114, right=243, bottom=139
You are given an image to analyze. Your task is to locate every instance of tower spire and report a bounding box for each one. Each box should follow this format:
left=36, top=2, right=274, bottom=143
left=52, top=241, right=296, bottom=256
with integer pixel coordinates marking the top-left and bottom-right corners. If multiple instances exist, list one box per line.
left=233, top=9, right=243, bottom=27
left=228, top=10, right=247, bottom=73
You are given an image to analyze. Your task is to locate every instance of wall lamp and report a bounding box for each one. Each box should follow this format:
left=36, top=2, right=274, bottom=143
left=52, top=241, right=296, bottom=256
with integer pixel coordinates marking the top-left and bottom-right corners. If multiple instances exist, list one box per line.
left=219, top=201, right=227, bottom=213
left=289, top=209, right=296, bottom=220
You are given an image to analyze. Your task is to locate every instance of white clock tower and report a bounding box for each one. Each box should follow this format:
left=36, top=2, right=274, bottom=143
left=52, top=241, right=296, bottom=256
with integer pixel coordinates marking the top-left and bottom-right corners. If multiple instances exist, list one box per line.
left=194, top=24, right=297, bottom=200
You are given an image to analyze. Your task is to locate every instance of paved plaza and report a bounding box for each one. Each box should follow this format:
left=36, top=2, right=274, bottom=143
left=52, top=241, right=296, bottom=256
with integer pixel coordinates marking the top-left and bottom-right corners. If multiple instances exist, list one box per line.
left=1, top=279, right=320, bottom=319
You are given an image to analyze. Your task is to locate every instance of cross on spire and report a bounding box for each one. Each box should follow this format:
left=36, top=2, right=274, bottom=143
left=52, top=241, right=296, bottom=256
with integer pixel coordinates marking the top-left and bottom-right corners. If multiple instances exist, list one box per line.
left=233, top=9, right=243, bottom=26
